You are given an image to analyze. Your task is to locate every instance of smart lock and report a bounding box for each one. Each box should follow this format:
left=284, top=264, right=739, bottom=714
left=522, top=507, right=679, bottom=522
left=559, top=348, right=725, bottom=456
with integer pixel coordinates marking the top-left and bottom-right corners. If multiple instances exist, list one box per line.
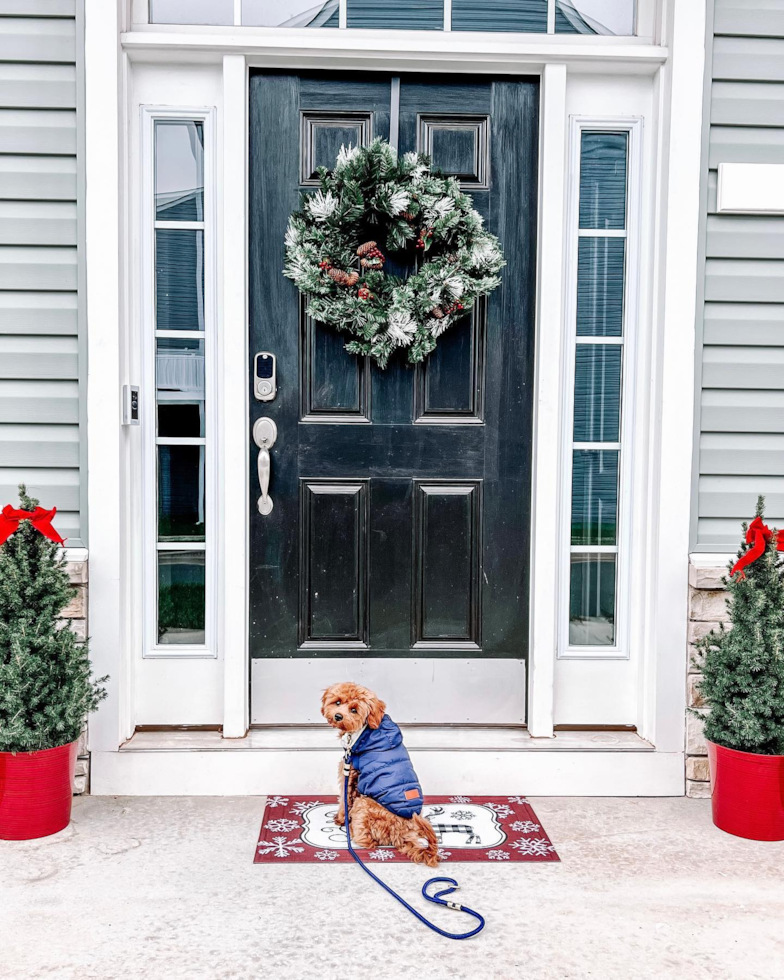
left=254, top=352, right=277, bottom=402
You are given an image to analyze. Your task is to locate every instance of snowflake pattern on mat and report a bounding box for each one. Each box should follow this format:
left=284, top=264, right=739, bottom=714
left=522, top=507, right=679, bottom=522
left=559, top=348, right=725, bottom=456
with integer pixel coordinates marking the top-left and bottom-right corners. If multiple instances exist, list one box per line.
left=265, top=818, right=299, bottom=833
left=449, top=810, right=475, bottom=821
left=486, top=803, right=514, bottom=819
left=486, top=849, right=510, bottom=861
left=368, top=849, right=395, bottom=861
left=509, top=820, right=541, bottom=834
left=288, top=800, right=325, bottom=816
left=437, top=849, right=452, bottom=861
left=507, top=796, right=529, bottom=805
left=256, top=836, right=305, bottom=858
left=314, top=850, right=339, bottom=861
left=510, top=837, right=556, bottom=857
left=265, top=796, right=290, bottom=809
left=448, top=796, right=472, bottom=804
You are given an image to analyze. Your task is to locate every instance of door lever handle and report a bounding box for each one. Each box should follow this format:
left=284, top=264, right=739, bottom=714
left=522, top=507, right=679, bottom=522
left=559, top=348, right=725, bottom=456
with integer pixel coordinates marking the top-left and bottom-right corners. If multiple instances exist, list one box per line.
left=253, top=417, right=278, bottom=516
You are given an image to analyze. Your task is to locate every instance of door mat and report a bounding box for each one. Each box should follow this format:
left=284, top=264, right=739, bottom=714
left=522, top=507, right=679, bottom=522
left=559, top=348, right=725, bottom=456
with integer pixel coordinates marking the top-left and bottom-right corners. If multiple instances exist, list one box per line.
left=254, top=796, right=559, bottom=864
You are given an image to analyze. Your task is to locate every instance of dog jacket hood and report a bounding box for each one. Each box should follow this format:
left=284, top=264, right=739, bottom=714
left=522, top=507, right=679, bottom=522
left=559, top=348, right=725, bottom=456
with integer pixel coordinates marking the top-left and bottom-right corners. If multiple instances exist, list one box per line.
left=348, top=714, right=424, bottom=818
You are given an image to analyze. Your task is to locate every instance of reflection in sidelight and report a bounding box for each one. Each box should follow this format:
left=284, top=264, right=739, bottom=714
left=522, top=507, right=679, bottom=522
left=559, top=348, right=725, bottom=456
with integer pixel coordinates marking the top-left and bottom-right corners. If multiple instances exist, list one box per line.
left=150, top=0, right=233, bottom=24
left=346, top=0, right=443, bottom=29
left=158, top=551, right=206, bottom=644
left=452, top=0, right=547, bottom=33
left=573, top=344, right=621, bottom=443
left=155, top=120, right=204, bottom=220
left=155, top=229, right=205, bottom=331
left=576, top=237, right=625, bottom=337
left=569, top=554, right=616, bottom=646
left=156, top=338, right=205, bottom=437
left=571, top=450, right=618, bottom=546
left=158, top=445, right=205, bottom=542
left=579, top=132, right=628, bottom=230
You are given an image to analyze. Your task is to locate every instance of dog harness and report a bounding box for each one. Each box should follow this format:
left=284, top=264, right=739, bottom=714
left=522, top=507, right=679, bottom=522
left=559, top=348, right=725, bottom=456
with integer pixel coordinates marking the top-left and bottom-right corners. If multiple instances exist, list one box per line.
left=345, top=714, right=424, bottom=818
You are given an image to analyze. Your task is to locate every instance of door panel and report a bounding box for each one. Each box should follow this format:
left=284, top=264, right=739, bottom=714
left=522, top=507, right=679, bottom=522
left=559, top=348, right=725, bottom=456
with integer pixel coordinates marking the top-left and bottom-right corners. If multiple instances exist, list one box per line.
left=248, top=72, right=538, bottom=722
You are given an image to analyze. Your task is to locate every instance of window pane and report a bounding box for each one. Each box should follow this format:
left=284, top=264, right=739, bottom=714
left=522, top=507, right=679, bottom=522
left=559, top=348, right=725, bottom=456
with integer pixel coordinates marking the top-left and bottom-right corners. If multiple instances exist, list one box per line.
left=569, top=554, right=616, bottom=645
left=571, top=449, right=618, bottom=545
left=158, top=445, right=205, bottom=541
left=242, top=0, right=339, bottom=26
left=155, top=121, right=204, bottom=221
left=556, top=0, right=635, bottom=35
left=452, top=0, right=547, bottom=33
left=158, top=551, right=205, bottom=645
left=157, top=338, right=205, bottom=438
left=346, top=0, right=443, bottom=29
left=576, top=237, right=625, bottom=337
left=573, top=345, right=621, bottom=443
left=151, top=0, right=233, bottom=24
left=156, top=229, right=204, bottom=331
left=579, top=132, right=627, bottom=231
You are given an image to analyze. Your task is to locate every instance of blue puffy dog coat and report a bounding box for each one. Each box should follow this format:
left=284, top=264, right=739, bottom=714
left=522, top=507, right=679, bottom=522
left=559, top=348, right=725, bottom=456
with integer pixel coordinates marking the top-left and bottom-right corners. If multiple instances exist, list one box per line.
left=348, top=714, right=424, bottom=818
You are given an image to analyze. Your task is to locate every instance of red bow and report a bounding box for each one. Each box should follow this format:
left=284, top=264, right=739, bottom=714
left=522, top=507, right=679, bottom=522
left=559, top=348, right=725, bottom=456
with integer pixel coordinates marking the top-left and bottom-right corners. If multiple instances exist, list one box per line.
left=730, top=516, right=782, bottom=579
left=0, top=505, right=66, bottom=548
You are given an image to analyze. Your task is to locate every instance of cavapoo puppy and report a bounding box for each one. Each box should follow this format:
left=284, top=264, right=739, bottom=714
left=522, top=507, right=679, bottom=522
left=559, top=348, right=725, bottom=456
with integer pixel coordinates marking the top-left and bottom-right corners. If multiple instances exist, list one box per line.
left=321, top=682, right=439, bottom=868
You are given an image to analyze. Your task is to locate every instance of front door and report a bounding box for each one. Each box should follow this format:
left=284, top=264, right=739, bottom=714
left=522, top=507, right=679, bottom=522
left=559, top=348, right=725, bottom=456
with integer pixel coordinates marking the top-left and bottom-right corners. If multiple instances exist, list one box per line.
left=248, top=72, right=538, bottom=724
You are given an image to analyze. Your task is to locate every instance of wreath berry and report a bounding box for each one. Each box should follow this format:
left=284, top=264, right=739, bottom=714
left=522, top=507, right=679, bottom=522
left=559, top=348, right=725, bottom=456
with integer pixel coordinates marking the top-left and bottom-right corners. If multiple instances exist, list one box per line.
left=283, top=138, right=505, bottom=369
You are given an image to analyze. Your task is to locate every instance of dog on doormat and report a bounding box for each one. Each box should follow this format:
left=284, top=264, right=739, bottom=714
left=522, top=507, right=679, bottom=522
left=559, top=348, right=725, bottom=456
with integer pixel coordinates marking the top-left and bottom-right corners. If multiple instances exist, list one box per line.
left=321, top=682, right=439, bottom=868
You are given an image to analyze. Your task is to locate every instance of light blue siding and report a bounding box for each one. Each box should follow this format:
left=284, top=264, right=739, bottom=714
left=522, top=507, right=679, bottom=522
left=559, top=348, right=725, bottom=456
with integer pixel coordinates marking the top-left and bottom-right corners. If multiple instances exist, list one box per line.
left=0, top=3, right=83, bottom=544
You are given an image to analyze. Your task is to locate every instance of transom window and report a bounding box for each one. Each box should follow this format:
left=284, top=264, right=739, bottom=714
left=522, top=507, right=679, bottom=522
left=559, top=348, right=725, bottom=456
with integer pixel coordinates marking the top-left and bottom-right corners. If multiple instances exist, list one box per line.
left=148, top=0, right=638, bottom=34
left=561, top=119, right=641, bottom=658
left=143, top=109, right=216, bottom=657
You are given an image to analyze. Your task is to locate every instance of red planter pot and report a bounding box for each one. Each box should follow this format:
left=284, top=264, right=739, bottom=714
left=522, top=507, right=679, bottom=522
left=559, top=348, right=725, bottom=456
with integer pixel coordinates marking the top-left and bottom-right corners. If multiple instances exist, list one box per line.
left=707, top=739, right=784, bottom=841
left=0, top=741, right=77, bottom=841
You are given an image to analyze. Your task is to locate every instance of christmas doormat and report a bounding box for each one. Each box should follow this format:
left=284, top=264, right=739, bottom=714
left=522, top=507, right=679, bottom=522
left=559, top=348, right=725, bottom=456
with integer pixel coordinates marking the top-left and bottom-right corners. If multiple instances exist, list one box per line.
left=254, top=796, right=559, bottom=864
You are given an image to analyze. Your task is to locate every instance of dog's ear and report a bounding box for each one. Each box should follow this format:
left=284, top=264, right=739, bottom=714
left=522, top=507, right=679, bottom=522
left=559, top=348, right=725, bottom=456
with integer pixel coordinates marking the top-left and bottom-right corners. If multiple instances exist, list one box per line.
left=320, top=687, right=333, bottom=717
left=366, top=694, right=386, bottom=729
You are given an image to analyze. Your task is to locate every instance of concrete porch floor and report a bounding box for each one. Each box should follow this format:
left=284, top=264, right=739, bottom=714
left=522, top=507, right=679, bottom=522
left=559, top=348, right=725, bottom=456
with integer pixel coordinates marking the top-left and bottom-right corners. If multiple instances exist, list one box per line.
left=1, top=796, right=782, bottom=980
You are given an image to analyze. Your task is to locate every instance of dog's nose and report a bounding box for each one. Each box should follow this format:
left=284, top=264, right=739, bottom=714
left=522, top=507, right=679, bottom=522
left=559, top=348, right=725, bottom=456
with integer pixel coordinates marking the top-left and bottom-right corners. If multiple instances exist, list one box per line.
left=334, top=712, right=343, bottom=722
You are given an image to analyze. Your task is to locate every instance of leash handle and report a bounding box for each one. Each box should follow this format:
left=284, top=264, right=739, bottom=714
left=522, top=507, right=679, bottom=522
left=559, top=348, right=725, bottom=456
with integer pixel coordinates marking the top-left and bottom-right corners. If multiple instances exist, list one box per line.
left=342, top=771, right=485, bottom=940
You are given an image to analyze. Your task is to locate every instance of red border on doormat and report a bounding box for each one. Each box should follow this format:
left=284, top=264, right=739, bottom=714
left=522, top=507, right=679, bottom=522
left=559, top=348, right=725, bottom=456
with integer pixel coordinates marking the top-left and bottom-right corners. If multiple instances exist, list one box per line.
left=254, top=795, right=559, bottom=864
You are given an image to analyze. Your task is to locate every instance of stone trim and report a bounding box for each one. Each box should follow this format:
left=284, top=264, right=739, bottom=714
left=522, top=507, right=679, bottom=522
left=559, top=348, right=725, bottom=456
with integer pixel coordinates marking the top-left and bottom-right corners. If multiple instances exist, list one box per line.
left=66, top=557, right=90, bottom=795
left=686, top=559, right=730, bottom=798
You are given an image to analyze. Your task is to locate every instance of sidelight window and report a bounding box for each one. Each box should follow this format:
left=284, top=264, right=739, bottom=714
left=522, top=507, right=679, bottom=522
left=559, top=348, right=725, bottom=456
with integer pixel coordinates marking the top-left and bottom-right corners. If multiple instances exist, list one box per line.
left=143, top=110, right=216, bottom=657
left=561, top=120, right=641, bottom=658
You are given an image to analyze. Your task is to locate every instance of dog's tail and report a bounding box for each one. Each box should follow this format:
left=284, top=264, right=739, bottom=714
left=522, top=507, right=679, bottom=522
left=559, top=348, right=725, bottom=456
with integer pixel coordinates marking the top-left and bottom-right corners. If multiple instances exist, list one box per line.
left=411, top=812, right=438, bottom=849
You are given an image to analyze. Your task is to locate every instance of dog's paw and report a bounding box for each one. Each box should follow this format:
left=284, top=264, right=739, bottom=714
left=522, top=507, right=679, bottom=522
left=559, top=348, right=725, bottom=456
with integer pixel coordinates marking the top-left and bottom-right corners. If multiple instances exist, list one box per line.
left=333, top=812, right=345, bottom=827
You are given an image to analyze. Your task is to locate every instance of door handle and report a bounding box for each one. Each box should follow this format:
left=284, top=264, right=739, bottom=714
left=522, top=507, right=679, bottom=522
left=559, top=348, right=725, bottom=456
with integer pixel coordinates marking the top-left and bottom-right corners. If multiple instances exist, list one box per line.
left=253, top=417, right=278, bottom=516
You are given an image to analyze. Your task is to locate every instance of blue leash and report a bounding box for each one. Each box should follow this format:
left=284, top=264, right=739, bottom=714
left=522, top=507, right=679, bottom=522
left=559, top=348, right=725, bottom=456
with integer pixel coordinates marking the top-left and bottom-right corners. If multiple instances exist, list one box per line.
left=342, top=763, right=485, bottom=940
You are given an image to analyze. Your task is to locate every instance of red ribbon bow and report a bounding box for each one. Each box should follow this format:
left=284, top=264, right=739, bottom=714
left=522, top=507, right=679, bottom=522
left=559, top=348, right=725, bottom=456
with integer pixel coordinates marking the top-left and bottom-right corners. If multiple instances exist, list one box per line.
left=0, top=505, right=66, bottom=548
left=730, top=516, right=782, bottom=579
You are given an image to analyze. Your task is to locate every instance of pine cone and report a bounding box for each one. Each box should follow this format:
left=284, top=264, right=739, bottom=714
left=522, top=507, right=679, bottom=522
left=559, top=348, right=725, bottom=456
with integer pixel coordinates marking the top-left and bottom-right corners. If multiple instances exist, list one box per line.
left=346, top=271, right=359, bottom=286
left=356, top=241, right=378, bottom=258
left=327, top=268, right=350, bottom=286
left=431, top=306, right=445, bottom=319
left=401, top=211, right=416, bottom=221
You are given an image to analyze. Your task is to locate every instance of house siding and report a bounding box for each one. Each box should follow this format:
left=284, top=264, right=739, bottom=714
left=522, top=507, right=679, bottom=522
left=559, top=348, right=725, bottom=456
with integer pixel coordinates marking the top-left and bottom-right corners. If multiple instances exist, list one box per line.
left=695, top=0, right=784, bottom=551
left=0, top=0, right=85, bottom=546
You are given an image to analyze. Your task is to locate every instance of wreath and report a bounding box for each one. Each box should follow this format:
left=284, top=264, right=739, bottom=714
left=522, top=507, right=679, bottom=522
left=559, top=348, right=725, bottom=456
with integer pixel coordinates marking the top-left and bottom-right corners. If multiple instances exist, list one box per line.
left=283, top=138, right=505, bottom=369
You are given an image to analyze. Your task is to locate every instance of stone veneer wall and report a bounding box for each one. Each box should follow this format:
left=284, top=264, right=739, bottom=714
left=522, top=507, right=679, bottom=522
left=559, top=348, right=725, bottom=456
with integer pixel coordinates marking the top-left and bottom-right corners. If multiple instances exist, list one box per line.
left=63, top=556, right=89, bottom=794
left=686, top=560, right=728, bottom=799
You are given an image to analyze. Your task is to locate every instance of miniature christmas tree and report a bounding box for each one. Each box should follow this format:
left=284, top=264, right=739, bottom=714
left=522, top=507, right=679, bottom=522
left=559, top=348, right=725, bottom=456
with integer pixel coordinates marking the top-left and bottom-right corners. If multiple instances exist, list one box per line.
left=696, top=496, right=784, bottom=755
left=0, top=485, right=106, bottom=753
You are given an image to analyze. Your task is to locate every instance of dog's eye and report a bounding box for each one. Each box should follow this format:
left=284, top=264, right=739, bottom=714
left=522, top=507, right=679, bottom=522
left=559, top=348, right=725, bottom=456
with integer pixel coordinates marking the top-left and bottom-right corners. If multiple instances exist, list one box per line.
left=334, top=700, right=341, bottom=706
left=350, top=707, right=358, bottom=714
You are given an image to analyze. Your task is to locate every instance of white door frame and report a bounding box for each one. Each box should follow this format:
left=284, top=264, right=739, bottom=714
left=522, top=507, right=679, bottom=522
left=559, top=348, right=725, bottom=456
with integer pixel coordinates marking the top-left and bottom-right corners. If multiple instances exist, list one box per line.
left=85, top=1, right=704, bottom=779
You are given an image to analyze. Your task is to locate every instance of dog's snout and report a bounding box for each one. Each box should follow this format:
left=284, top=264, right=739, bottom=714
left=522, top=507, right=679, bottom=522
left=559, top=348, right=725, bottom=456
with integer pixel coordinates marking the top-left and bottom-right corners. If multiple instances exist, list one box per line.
left=334, top=712, right=343, bottom=722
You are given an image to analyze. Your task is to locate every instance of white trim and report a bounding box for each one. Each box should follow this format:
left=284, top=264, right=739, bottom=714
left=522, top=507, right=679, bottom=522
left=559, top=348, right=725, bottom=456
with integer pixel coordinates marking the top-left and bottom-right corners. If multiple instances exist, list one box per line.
left=558, top=115, right=643, bottom=663
left=527, top=63, right=568, bottom=740
left=220, top=54, right=250, bottom=738
left=443, top=0, right=452, bottom=32
left=121, top=30, right=667, bottom=74
left=639, top=0, right=706, bottom=751
left=140, top=105, right=218, bottom=661
left=339, top=0, right=347, bottom=30
left=233, top=0, right=242, bottom=28
left=91, top=745, right=685, bottom=796
left=716, top=162, right=784, bottom=216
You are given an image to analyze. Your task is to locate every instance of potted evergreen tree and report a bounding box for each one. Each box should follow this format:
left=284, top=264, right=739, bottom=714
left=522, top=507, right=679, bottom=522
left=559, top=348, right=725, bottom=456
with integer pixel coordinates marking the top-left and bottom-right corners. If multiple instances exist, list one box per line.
left=0, top=486, right=106, bottom=840
left=696, top=496, right=784, bottom=841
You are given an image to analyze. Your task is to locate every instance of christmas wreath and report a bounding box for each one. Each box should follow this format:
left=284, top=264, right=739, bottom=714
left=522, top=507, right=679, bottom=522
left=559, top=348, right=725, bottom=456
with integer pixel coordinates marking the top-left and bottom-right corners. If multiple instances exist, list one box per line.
left=283, top=138, right=505, bottom=369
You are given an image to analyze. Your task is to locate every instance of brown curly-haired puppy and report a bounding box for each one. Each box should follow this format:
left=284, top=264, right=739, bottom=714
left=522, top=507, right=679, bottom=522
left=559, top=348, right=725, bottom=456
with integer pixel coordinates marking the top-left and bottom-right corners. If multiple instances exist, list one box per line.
left=321, top=682, right=439, bottom=868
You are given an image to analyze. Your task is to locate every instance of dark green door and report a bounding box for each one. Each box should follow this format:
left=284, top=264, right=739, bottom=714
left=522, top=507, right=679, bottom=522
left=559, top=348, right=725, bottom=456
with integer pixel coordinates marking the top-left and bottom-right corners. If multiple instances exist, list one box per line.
left=248, top=72, right=538, bottom=722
